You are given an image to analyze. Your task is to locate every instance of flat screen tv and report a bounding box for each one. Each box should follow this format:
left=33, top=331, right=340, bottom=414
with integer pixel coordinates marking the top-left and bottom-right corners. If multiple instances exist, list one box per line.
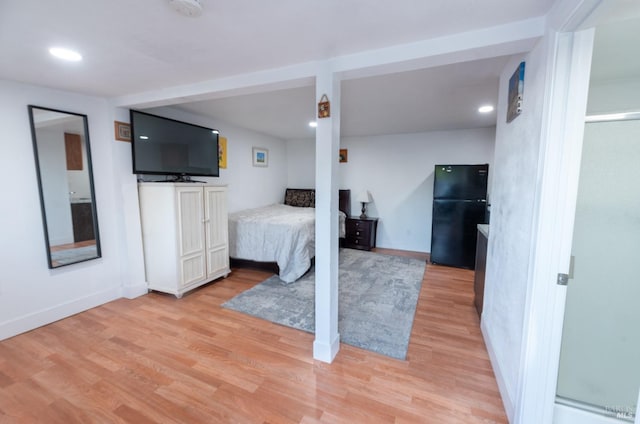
left=130, top=110, right=219, bottom=179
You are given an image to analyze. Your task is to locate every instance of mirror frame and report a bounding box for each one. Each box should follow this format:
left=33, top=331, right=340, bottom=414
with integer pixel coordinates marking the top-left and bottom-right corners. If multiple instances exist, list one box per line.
left=28, top=105, right=101, bottom=268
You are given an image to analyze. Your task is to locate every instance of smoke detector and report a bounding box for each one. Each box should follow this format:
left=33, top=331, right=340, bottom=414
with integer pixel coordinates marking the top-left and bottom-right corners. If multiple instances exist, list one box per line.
left=169, top=0, right=203, bottom=17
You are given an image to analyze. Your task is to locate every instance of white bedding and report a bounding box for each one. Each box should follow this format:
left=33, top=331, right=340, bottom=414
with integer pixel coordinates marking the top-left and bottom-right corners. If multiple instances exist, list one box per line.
left=228, top=204, right=345, bottom=283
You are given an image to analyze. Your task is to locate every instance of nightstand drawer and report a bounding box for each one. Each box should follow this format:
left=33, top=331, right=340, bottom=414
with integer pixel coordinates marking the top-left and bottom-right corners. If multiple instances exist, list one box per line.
left=344, top=217, right=379, bottom=251
left=349, top=236, right=369, bottom=247
left=346, top=221, right=371, bottom=239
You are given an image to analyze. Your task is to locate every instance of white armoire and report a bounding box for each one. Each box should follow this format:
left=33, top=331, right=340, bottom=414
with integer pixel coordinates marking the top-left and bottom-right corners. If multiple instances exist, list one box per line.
left=138, top=182, right=230, bottom=298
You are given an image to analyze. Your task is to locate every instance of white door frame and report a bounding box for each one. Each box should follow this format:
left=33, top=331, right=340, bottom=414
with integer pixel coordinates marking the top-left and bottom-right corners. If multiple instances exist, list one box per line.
left=513, top=27, right=594, bottom=424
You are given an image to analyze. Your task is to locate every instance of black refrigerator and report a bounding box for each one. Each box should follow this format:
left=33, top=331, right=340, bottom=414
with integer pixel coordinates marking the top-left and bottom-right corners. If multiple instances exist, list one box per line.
left=430, top=164, right=488, bottom=269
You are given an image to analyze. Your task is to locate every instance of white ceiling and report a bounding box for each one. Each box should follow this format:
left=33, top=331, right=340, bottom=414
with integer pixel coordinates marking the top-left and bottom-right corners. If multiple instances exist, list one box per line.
left=0, top=0, right=570, bottom=139
left=172, top=55, right=511, bottom=139
left=0, top=0, right=555, bottom=95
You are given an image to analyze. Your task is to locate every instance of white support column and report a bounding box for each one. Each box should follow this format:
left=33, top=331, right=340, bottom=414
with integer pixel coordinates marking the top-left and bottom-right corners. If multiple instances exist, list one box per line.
left=313, top=64, right=341, bottom=363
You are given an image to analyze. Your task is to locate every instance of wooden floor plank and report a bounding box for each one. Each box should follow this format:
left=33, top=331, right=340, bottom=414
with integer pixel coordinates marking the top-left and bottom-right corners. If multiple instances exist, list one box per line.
left=0, top=253, right=507, bottom=423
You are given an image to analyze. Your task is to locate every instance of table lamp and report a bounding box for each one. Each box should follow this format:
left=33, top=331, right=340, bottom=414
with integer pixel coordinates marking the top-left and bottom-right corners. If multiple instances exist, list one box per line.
left=357, top=190, right=373, bottom=219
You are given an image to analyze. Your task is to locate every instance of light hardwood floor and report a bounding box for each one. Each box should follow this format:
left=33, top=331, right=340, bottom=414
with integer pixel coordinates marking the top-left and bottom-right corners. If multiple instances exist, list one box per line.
left=49, top=239, right=97, bottom=252
left=0, top=253, right=507, bottom=423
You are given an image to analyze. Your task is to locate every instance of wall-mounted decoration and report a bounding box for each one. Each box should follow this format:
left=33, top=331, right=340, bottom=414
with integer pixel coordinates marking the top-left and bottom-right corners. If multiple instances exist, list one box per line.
left=65, top=133, right=83, bottom=170
left=318, top=94, right=330, bottom=118
left=507, top=61, right=525, bottom=123
left=252, top=147, right=268, bottom=167
left=339, top=148, right=348, bottom=163
left=218, top=136, right=227, bottom=169
left=29, top=105, right=101, bottom=269
left=114, top=120, right=131, bottom=142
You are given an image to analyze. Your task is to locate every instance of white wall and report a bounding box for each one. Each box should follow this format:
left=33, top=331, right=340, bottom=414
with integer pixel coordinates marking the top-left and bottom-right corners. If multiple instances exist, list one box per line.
left=286, top=139, right=316, bottom=189
left=0, top=80, right=130, bottom=339
left=287, top=128, right=495, bottom=252
left=36, top=127, right=74, bottom=245
left=145, top=106, right=288, bottom=212
left=481, top=40, right=549, bottom=419
left=0, top=81, right=290, bottom=341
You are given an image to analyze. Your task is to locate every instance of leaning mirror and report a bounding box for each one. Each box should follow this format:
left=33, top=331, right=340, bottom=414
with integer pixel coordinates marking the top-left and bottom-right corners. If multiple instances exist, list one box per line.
left=28, top=105, right=101, bottom=268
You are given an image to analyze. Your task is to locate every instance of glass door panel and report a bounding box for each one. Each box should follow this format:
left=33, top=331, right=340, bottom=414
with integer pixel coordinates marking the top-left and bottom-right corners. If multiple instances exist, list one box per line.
left=556, top=119, right=640, bottom=420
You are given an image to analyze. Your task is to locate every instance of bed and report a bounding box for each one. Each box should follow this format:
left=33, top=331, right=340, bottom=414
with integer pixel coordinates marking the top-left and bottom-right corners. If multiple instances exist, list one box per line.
left=229, top=189, right=351, bottom=283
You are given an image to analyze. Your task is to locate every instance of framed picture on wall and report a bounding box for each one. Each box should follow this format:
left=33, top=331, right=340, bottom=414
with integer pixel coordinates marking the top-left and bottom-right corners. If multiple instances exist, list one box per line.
left=339, top=149, right=348, bottom=163
left=252, top=147, right=268, bottom=167
left=218, top=136, right=227, bottom=169
left=114, top=121, right=131, bottom=142
left=507, top=61, right=525, bottom=123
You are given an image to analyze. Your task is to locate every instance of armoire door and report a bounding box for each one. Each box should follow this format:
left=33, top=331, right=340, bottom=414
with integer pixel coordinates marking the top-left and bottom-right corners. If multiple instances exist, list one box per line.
left=203, top=186, right=230, bottom=279
left=176, top=186, right=206, bottom=287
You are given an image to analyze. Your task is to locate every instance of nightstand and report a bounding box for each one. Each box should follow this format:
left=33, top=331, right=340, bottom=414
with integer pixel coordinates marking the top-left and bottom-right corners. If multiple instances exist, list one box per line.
left=344, top=217, right=379, bottom=251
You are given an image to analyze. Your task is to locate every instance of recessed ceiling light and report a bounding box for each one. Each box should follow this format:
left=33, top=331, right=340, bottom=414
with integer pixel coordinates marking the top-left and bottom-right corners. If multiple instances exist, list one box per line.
left=49, top=47, right=82, bottom=62
left=478, top=105, right=494, bottom=113
left=309, top=121, right=317, bottom=128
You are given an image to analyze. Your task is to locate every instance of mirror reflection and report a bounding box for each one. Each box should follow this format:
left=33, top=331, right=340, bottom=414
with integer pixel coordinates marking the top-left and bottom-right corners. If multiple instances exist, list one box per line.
left=29, top=106, right=101, bottom=268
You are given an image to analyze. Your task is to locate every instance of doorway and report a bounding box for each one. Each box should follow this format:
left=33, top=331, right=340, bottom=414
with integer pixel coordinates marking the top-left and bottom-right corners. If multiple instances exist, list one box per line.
left=555, top=116, right=640, bottom=422
left=553, top=10, right=640, bottom=423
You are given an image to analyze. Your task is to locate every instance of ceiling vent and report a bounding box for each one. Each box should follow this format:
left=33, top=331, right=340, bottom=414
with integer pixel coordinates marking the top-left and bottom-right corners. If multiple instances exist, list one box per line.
left=168, top=0, right=203, bottom=17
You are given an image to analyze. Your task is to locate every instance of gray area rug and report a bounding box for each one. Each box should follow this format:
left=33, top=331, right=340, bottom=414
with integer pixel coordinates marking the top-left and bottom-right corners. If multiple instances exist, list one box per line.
left=223, top=248, right=426, bottom=360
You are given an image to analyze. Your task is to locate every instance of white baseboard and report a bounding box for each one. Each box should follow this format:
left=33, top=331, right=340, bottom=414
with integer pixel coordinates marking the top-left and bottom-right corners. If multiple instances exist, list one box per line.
left=121, top=282, right=148, bottom=299
left=0, top=287, right=121, bottom=341
left=313, top=333, right=341, bottom=363
left=481, top=318, right=515, bottom=423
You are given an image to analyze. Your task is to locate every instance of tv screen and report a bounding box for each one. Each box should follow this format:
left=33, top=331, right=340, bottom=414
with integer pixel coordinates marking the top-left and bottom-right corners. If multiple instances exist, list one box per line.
left=130, top=110, right=219, bottom=178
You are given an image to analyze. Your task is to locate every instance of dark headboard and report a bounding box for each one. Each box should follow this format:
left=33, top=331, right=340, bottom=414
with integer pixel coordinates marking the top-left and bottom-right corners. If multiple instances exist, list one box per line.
left=339, top=189, right=351, bottom=217
left=284, top=188, right=351, bottom=216
left=284, top=188, right=315, bottom=208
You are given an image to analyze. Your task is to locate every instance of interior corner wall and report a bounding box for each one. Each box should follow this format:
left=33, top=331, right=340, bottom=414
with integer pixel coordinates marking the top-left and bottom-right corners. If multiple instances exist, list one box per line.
left=286, top=138, right=317, bottom=190
left=0, top=79, right=127, bottom=340
left=143, top=107, right=288, bottom=213
left=286, top=128, right=495, bottom=252
left=111, top=106, right=148, bottom=299
left=480, top=38, right=550, bottom=420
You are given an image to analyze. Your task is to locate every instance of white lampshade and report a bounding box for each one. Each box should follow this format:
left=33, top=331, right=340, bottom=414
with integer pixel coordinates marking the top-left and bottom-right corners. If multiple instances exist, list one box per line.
left=357, top=190, right=372, bottom=204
